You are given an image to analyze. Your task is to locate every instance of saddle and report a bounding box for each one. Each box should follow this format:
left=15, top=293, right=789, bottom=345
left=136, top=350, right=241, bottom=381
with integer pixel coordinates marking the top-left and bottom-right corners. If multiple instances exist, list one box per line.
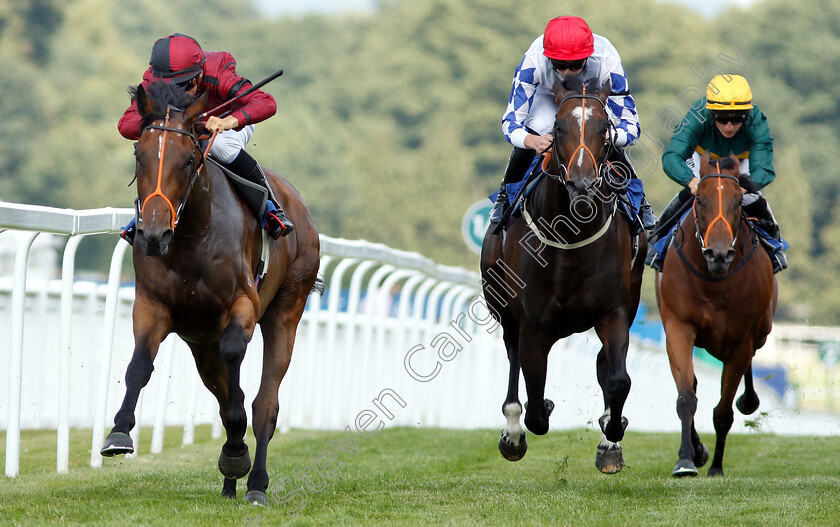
left=207, top=157, right=272, bottom=289
left=491, top=153, right=643, bottom=236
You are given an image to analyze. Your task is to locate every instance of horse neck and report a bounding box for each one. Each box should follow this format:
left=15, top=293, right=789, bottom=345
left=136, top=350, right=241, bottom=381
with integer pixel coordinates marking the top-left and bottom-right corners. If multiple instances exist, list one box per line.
left=531, top=174, right=612, bottom=237
left=171, top=163, right=214, bottom=244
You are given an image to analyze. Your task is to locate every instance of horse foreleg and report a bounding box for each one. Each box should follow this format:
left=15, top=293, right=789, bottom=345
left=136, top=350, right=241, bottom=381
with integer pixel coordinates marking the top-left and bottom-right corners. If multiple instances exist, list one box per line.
left=101, top=298, right=171, bottom=457
left=663, top=318, right=702, bottom=477
left=498, top=317, right=527, bottom=461
left=709, top=345, right=752, bottom=477
left=518, top=325, right=554, bottom=437
left=244, top=295, right=306, bottom=505
left=217, top=295, right=258, bottom=486
left=593, top=311, right=632, bottom=474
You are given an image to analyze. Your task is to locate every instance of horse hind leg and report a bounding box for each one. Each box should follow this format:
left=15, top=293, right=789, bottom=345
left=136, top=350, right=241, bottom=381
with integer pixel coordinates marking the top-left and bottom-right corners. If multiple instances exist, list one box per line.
left=190, top=342, right=241, bottom=498
left=708, top=349, right=752, bottom=477
left=736, top=363, right=761, bottom=415
left=244, top=287, right=311, bottom=505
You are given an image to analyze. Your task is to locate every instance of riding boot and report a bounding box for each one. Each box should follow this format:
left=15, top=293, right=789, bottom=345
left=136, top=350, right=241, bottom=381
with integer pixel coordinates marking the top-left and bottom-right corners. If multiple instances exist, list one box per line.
left=226, top=149, right=294, bottom=239
left=743, top=196, right=787, bottom=273
left=607, top=146, right=657, bottom=230
left=121, top=217, right=137, bottom=246
left=645, top=187, right=694, bottom=270
left=489, top=147, right=536, bottom=225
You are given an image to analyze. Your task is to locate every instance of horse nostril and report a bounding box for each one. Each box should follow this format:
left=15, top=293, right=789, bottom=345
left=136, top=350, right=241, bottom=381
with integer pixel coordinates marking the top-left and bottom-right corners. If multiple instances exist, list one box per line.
left=725, top=249, right=736, bottom=263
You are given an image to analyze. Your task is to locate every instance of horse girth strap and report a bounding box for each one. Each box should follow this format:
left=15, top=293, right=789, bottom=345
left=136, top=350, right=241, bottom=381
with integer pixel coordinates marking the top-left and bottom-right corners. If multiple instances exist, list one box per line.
left=521, top=196, right=617, bottom=250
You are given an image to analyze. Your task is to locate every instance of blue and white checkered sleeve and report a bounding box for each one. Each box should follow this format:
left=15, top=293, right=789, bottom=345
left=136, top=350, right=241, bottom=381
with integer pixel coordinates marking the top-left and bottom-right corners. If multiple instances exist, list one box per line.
left=502, top=58, right=538, bottom=149
left=606, top=70, right=640, bottom=147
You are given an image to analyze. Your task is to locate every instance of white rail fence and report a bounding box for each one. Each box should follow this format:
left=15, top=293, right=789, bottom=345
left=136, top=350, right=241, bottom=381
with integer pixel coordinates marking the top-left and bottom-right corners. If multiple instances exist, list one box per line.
left=2, top=202, right=836, bottom=479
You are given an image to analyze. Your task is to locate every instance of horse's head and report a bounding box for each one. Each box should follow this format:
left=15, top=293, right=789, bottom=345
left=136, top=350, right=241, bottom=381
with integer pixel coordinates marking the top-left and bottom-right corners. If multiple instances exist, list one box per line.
left=132, top=82, right=207, bottom=256
left=694, top=152, right=743, bottom=275
left=548, top=74, right=612, bottom=194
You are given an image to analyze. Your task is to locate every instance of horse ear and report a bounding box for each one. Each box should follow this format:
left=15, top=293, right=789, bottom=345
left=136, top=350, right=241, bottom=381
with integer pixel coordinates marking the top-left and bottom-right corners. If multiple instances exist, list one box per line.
left=728, top=151, right=740, bottom=165
left=700, top=151, right=710, bottom=168
left=135, top=84, right=154, bottom=118
left=552, top=79, right=570, bottom=103
left=597, top=78, right=612, bottom=104
left=185, top=92, right=208, bottom=125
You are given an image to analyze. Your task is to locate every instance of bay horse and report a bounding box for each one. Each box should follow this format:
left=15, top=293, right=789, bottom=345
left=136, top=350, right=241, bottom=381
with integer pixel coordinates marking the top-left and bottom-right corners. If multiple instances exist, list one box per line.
left=655, top=152, right=777, bottom=477
left=100, top=82, right=321, bottom=503
left=480, top=74, right=646, bottom=474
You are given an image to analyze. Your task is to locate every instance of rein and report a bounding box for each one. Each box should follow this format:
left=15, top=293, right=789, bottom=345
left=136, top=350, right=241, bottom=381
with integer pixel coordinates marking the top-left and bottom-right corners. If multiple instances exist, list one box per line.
left=137, top=106, right=216, bottom=231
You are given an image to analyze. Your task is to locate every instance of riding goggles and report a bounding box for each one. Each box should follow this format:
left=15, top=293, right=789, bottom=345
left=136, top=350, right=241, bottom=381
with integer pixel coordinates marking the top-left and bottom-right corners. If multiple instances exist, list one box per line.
left=550, top=58, right=587, bottom=72
left=711, top=110, right=748, bottom=124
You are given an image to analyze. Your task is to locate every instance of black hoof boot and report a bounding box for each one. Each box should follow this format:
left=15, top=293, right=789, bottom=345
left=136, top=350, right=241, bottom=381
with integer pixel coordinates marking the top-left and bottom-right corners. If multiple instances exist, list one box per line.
left=218, top=446, right=252, bottom=479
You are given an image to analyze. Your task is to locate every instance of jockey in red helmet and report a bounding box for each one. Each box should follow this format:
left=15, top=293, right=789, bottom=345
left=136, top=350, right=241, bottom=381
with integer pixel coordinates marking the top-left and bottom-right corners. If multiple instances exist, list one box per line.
left=118, top=33, right=293, bottom=243
left=492, top=16, right=656, bottom=231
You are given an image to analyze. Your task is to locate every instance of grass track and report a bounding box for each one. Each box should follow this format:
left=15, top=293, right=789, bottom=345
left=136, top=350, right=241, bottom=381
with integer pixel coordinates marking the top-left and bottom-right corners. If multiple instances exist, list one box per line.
left=1, top=426, right=839, bottom=526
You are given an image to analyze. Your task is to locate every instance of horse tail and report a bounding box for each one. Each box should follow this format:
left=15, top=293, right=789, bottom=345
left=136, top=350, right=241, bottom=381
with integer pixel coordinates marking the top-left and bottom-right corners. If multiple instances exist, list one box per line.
left=310, top=275, right=326, bottom=297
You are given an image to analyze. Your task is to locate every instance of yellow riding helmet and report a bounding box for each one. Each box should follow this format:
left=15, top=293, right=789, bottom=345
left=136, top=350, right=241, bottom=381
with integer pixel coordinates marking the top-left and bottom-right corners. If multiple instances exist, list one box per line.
left=705, top=74, right=753, bottom=110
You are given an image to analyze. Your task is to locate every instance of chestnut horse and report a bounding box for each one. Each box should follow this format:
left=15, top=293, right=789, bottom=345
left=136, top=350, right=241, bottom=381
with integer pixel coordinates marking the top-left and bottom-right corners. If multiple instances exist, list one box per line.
left=656, top=153, right=777, bottom=477
left=481, top=75, right=646, bottom=473
left=100, top=82, right=321, bottom=503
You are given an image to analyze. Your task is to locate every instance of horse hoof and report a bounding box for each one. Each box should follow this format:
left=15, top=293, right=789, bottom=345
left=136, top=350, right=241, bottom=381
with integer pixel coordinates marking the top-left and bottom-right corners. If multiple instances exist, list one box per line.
left=218, top=447, right=252, bottom=479
left=693, top=444, right=709, bottom=468
left=595, top=443, right=625, bottom=474
left=707, top=467, right=724, bottom=477
left=672, top=458, right=698, bottom=477
left=101, top=431, right=134, bottom=457
left=499, top=430, right=528, bottom=461
left=243, top=490, right=269, bottom=506
left=736, top=392, right=760, bottom=415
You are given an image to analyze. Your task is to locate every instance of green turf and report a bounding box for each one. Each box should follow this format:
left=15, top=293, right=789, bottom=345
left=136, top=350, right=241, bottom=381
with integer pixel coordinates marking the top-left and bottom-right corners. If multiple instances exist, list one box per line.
left=1, top=425, right=838, bottom=526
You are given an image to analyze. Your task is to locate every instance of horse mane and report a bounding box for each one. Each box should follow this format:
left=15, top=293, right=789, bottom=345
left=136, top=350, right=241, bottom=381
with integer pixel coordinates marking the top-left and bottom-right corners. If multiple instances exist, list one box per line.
left=128, top=81, right=198, bottom=129
left=559, top=73, right=603, bottom=95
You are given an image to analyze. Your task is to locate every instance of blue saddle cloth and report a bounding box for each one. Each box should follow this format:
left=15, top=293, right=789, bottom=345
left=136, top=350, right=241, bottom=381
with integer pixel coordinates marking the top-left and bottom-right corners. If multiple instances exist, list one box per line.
left=488, top=157, right=644, bottom=228
left=651, top=211, right=790, bottom=265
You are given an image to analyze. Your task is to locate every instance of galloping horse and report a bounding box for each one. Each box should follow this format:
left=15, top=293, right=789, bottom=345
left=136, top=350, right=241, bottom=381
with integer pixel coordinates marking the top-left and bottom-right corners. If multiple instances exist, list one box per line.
left=100, top=82, right=321, bottom=503
left=480, top=75, right=646, bottom=473
left=656, top=152, right=777, bottom=477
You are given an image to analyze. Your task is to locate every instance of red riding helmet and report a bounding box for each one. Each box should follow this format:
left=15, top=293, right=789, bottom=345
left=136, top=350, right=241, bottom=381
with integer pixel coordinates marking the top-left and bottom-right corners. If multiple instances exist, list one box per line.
left=149, top=33, right=206, bottom=84
left=542, top=16, right=595, bottom=61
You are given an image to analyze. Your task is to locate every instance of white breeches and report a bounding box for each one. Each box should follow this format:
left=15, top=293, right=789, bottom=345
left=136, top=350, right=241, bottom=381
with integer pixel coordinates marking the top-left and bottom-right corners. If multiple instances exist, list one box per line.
left=207, top=125, right=254, bottom=164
